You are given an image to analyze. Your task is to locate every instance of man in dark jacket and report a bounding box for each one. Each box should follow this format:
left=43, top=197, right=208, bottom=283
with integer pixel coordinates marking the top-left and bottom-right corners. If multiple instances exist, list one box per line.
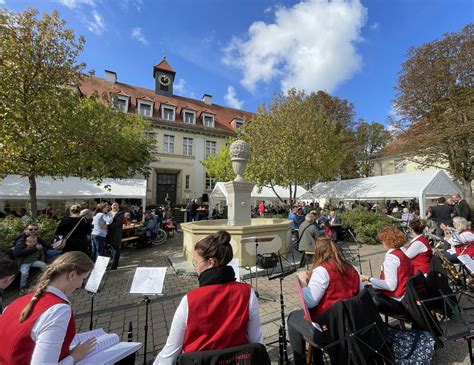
left=429, top=197, right=454, bottom=236
left=0, top=259, right=18, bottom=313
left=106, top=203, right=124, bottom=270
left=452, top=193, right=472, bottom=221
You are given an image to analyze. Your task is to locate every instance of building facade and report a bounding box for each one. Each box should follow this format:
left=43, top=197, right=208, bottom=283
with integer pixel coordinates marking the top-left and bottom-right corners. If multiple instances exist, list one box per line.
left=79, top=58, right=252, bottom=206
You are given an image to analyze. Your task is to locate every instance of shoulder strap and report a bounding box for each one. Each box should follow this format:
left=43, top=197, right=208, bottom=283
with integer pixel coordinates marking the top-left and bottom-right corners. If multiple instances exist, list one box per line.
left=64, top=217, right=85, bottom=240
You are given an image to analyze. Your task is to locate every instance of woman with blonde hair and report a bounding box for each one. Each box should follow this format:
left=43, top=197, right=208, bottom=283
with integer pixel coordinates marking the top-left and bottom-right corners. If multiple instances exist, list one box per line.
left=288, top=237, right=362, bottom=365
left=54, top=204, right=91, bottom=254
left=0, top=251, right=96, bottom=364
left=361, top=227, right=413, bottom=316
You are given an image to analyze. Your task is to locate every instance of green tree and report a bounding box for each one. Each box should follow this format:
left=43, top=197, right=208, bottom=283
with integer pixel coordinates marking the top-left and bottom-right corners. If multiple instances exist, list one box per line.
left=240, top=89, right=350, bottom=204
left=392, top=24, right=474, bottom=201
left=201, top=138, right=236, bottom=182
left=353, top=121, right=392, bottom=177
left=0, top=9, right=155, bottom=215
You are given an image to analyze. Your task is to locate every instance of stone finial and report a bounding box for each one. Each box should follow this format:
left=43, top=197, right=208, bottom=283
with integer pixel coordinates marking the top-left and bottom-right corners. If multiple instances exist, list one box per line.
left=229, top=140, right=250, bottom=181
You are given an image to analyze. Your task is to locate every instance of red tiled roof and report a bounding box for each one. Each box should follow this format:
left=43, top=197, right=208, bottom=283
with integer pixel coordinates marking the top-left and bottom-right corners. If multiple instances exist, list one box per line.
left=78, top=75, right=253, bottom=134
left=153, top=58, right=176, bottom=75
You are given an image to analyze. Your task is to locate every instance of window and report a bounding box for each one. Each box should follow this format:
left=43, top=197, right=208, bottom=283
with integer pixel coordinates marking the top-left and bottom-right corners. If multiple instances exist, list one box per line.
left=183, top=110, right=196, bottom=125
left=235, top=120, right=244, bottom=129
left=161, top=106, right=175, bottom=121
left=113, top=96, right=129, bottom=112
left=206, top=140, right=216, bottom=157
left=185, top=175, right=190, bottom=190
left=164, top=135, right=174, bottom=154
left=183, top=137, right=193, bottom=156
left=205, top=173, right=216, bottom=190
left=138, top=101, right=153, bottom=117
left=202, top=113, right=215, bottom=128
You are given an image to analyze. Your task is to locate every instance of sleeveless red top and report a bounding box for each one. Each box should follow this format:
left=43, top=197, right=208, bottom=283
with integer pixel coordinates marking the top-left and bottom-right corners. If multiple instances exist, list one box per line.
left=380, top=249, right=413, bottom=298
left=183, top=281, right=251, bottom=353
left=454, top=230, right=474, bottom=257
left=309, top=260, right=360, bottom=321
left=410, top=236, right=432, bottom=275
left=0, top=291, right=76, bottom=365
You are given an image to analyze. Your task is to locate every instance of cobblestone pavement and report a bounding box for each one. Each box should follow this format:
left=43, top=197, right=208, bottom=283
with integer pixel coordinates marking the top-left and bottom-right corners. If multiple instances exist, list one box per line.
left=4, top=234, right=473, bottom=364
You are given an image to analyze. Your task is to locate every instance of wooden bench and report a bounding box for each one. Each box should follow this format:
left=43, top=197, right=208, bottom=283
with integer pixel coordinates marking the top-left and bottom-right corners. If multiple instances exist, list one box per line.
left=121, top=236, right=140, bottom=244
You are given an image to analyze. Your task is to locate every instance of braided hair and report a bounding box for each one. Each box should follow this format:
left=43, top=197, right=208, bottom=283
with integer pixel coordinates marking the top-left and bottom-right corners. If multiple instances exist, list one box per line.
left=19, top=252, right=94, bottom=323
left=194, top=231, right=233, bottom=267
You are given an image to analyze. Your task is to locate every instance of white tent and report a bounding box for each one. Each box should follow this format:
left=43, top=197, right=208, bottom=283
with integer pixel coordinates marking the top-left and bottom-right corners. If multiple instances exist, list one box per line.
left=209, top=182, right=307, bottom=206
left=301, top=170, right=462, bottom=218
left=0, top=175, right=147, bottom=207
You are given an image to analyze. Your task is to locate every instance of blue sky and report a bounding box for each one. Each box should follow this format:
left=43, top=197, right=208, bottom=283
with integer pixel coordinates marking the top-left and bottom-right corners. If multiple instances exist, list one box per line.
left=4, top=0, right=473, bottom=124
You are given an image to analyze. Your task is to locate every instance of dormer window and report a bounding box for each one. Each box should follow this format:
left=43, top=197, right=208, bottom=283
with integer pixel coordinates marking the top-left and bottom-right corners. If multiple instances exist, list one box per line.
left=161, top=105, right=176, bottom=121
left=202, top=113, right=215, bottom=128
left=183, top=110, right=196, bottom=125
left=113, top=95, right=129, bottom=112
left=137, top=100, right=153, bottom=118
left=233, top=119, right=244, bottom=130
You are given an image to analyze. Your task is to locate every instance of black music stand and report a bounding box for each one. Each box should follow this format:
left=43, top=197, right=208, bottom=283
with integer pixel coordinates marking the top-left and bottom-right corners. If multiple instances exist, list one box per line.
left=241, top=236, right=275, bottom=301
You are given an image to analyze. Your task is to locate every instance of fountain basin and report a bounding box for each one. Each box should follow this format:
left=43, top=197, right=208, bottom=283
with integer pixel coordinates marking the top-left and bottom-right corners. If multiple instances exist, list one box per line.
left=181, top=218, right=292, bottom=267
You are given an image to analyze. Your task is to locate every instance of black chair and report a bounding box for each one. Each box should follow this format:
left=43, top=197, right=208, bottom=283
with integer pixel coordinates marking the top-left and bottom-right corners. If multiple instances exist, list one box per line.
left=175, top=343, right=271, bottom=365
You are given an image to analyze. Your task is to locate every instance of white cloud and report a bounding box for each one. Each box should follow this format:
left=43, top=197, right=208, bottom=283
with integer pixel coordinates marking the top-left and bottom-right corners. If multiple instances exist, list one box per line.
left=121, top=0, right=143, bottom=12
left=0, top=0, right=6, bottom=4
left=58, top=0, right=96, bottom=8
left=131, top=27, right=148, bottom=46
left=370, top=22, right=379, bottom=30
left=224, top=85, right=244, bottom=109
left=87, top=10, right=105, bottom=35
left=222, top=0, right=367, bottom=93
left=174, top=78, right=186, bottom=94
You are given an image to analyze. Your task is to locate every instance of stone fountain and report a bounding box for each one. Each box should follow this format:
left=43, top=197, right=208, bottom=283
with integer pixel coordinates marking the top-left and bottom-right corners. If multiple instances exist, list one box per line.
left=181, top=140, right=292, bottom=267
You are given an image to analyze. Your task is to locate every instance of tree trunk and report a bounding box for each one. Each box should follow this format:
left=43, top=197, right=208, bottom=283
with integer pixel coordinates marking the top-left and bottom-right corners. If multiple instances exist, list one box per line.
left=269, top=182, right=285, bottom=205
left=459, top=179, right=473, bottom=203
left=29, top=175, right=38, bottom=217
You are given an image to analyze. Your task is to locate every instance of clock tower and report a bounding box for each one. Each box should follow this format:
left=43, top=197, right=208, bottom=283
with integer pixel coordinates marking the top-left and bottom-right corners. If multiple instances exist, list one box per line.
left=153, top=57, right=176, bottom=96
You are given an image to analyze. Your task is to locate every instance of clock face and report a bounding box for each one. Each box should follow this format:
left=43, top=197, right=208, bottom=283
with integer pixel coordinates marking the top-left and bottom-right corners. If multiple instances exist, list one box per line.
left=159, top=75, right=171, bottom=86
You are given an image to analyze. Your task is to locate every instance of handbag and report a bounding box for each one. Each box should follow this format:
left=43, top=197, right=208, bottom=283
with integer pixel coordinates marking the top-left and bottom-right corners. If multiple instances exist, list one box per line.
left=52, top=217, right=85, bottom=250
left=387, top=325, right=435, bottom=364
left=256, top=253, right=279, bottom=269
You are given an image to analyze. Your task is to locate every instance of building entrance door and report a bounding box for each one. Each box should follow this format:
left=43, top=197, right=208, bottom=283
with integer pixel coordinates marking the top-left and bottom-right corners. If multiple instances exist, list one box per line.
left=156, top=174, right=177, bottom=205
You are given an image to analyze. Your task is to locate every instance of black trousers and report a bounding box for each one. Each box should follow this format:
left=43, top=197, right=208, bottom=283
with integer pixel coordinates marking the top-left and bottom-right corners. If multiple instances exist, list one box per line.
left=287, top=310, right=325, bottom=365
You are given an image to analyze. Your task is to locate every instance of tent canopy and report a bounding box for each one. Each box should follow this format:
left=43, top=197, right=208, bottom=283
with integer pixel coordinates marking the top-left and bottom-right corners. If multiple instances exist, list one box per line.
left=301, top=170, right=462, bottom=218
left=210, top=182, right=307, bottom=204
left=0, top=175, right=147, bottom=200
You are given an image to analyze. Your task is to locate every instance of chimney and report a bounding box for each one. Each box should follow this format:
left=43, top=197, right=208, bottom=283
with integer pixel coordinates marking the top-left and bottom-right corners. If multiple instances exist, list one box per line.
left=202, top=94, right=212, bottom=106
left=104, top=70, right=117, bottom=83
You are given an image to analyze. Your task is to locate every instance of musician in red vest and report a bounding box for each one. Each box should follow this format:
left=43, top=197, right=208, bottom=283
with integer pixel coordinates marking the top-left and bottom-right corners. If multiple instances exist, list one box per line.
left=288, top=237, right=362, bottom=365
left=361, top=227, right=413, bottom=316
left=154, top=230, right=264, bottom=364
left=0, top=251, right=96, bottom=365
left=401, top=219, right=432, bottom=275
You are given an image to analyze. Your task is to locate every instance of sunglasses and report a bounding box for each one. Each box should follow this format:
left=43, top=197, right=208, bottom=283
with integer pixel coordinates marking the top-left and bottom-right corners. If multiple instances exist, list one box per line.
left=28, top=228, right=38, bottom=231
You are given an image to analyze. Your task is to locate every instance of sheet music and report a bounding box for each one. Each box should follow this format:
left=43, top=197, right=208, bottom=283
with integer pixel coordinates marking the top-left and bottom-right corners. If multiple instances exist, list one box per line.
left=130, top=267, right=167, bottom=294
left=85, top=256, right=110, bottom=293
left=228, top=258, right=240, bottom=282
left=294, top=274, right=321, bottom=332
left=458, top=255, right=474, bottom=274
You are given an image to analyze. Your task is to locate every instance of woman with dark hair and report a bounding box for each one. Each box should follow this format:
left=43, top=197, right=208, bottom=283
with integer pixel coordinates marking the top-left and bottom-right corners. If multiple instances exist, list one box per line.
left=0, top=252, right=95, bottom=364
left=401, top=219, right=432, bottom=275
left=288, top=237, right=362, bottom=365
left=154, top=230, right=264, bottom=364
left=361, top=227, right=413, bottom=316
left=54, top=204, right=91, bottom=254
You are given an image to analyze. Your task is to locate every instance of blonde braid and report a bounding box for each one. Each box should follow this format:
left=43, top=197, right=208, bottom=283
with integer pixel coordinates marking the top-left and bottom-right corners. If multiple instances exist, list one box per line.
left=19, top=264, right=58, bottom=323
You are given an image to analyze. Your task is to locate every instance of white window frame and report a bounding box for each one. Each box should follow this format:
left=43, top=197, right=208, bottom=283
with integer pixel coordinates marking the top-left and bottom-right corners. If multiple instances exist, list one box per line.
left=183, top=137, right=193, bottom=156
left=205, top=140, right=217, bottom=157
left=205, top=172, right=216, bottom=190
left=183, top=109, right=196, bottom=125
left=185, top=175, right=190, bottom=190
left=202, top=113, right=215, bottom=128
left=163, top=135, right=175, bottom=154
left=234, top=119, right=244, bottom=129
left=161, top=105, right=176, bottom=121
left=137, top=100, right=153, bottom=118
left=114, top=95, right=129, bottom=112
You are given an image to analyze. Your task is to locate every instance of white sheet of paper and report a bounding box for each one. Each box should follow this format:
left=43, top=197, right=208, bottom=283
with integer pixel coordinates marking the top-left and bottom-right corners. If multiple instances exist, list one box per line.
left=130, top=267, right=167, bottom=294
left=458, top=255, right=474, bottom=274
left=228, top=258, right=240, bottom=282
left=85, top=256, right=110, bottom=293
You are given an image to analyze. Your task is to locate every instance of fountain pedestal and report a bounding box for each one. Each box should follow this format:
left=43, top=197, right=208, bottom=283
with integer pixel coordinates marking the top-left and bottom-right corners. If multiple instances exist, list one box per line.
left=224, top=180, right=254, bottom=226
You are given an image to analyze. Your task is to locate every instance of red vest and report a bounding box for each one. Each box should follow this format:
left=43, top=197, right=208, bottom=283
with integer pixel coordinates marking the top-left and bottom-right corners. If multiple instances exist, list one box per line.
left=309, top=261, right=360, bottom=321
left=183, top=282, right=251, bottom=353
left=0, top=292, right=76, bottom=365
left=455, top=230, right=474, bottom=257
left=410, top=236, right=432, bottom=275
left=380, top=249, right=413, bottom=298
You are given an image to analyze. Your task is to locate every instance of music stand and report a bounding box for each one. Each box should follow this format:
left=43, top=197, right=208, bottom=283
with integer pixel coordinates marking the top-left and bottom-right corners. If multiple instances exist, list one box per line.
left=84, top=256, right=110, bottom=331
left=241, top=236, right=275, bottom=301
